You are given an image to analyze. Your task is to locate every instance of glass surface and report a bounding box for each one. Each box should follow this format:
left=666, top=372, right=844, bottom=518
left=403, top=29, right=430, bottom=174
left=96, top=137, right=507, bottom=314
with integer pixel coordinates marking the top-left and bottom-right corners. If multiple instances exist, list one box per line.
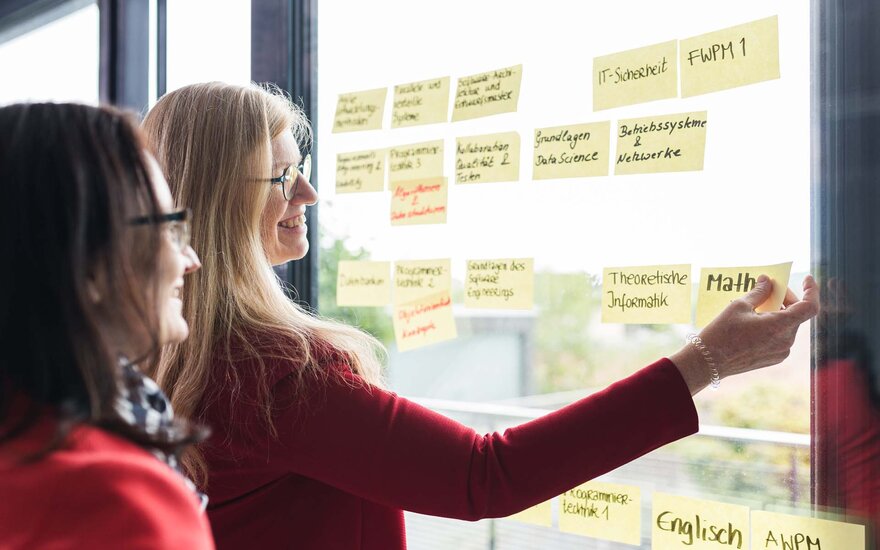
left=164, top=0, right=251, bottom=95
left=311, top=1, right=849, bottom=548
left=0, top=3, right=99, bottom=105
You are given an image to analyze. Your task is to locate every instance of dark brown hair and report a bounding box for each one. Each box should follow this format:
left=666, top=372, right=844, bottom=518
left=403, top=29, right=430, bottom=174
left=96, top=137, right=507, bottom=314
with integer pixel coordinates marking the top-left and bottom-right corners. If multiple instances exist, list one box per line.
left=0, top=102, right=203, bottom=458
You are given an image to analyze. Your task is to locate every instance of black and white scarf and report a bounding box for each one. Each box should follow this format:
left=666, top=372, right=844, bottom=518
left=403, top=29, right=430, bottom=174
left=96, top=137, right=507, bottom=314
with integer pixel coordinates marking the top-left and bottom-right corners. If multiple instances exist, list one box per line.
left=114, top=359, right=208, bottom=511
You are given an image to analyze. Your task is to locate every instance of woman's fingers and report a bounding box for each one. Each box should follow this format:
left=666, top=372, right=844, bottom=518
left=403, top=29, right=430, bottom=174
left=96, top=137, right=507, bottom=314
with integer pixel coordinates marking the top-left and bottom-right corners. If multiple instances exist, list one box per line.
left=699, top=274, right=819, bottom=383
left=737, top=274, right=773, bottom=309
left=783, top=287, right=798, bottom=308
left=780, top=276, right=820, bottom=323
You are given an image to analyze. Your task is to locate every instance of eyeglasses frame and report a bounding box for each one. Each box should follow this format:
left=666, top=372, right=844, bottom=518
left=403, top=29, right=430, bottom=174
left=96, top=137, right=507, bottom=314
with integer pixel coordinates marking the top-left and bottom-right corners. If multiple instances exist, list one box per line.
left=129, top=207, right=191, bottom=251
left=267, top=153, right=312, bottom=200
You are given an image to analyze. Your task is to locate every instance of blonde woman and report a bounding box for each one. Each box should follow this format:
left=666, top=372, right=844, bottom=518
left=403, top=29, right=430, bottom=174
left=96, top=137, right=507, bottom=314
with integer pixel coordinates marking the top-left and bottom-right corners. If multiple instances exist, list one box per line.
left=143, top=82, right=818, bottom=550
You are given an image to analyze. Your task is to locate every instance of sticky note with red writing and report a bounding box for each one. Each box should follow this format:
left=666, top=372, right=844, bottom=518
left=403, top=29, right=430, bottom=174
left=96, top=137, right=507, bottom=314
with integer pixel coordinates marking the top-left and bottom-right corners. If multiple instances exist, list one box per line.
left=390, top=177, right=448, bottom=226
left=392, top=291, right=457, bottom=352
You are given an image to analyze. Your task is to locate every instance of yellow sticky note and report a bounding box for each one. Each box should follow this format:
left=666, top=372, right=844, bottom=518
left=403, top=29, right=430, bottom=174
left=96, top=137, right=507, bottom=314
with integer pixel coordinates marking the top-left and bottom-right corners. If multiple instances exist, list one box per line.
left=508, top=499, right=553, bottom=528
left=388, top=140, right=444, bottom=183
left=695, top=262, right=792, bottom=327
left=464, top=258, right=533, bottom=310
left=751, top=510, right=865, bottom=550
left=559, top=482, right=641, bottom=546
left=533, top=122, right=611, bottom=179
left=391, top=76, right=450, bottom=128
left=390, top=177, right=448, bottom=226
left=336, top=261, right=391, bottom=307
left=602, top=265, right=692, bottom=324
left=394, top=259, right=451, bottom=305
left=455, top=132, right=520, bottom=184
left=336, top=149, right=385, bottom=193
left=392, top=291, right=457, bottom=352
left=652, top=493, right=749, bottom=549
left=451, top=64, right=523, bottom=122
left=332, top=88, right=387, bottom=133
left=593, top=40, right=678, bottom=111
left=681, top=16, right=780, bottom=98
left=615, top=111, right=707, bottom=175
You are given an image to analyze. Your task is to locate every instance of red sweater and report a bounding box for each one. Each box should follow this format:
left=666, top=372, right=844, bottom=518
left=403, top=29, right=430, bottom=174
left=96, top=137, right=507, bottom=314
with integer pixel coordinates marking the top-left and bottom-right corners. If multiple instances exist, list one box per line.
left=0, top=415, right=215, bottom=549
left=816, top=359, right=880, bottom=534
left=202, top=356, right=697, bottom=550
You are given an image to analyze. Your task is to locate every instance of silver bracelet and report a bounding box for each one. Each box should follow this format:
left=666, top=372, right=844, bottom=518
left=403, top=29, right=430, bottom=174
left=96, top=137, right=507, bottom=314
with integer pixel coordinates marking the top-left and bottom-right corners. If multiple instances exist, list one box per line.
left=686, top=333, right=721, bottom=390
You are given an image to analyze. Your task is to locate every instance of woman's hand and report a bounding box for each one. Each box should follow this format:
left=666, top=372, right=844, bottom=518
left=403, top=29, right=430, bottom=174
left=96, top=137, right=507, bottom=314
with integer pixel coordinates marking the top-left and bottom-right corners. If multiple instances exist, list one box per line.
left=670, top=274, right=820, bottom=395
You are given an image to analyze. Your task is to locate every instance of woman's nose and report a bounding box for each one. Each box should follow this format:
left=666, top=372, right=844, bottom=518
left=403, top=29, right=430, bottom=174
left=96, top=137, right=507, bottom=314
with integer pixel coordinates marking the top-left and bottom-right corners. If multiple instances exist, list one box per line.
left=291, top=174, right=319, bottom=206
left=183, top=245, right=201, bottom=274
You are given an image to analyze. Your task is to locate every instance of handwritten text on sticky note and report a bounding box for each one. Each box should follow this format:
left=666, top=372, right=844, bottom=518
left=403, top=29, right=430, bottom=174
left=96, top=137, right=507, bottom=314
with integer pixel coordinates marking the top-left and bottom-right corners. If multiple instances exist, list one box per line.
left=559, top=481, right=641, bottom=546
left=751, top=510, right=865, bottom=550
left=392, top=291, right=457, bottom=352
left=391, top=76, right=450, bottom=128
left=451, top=64, right=523, bottom=122
left=389, top=140, right=444, bottom=183
left=394, top=259, right=451, bottom=305
left=336, top=261, right=391, bottom=307
left=602, top=265, right=691, bottom=324
left=681, top=16, right=780, bottom=98
left=652, top=493, right=749, bottom=550
left=594, top=41, right=678, bottom=111
left=332, top=88, right=387, bottom=133
left=615, top=111, right=707, bottom=175
left=336, top=149, right=385, bottom=193
left=533, top=122, right=611, bottom=180
left=695, top=262, right=792, bottom=327
left=456, top=132, right=520, bottom=184
left=390, top=177, right=447, bottom=226
left=464, top=258, right=533, bottom=310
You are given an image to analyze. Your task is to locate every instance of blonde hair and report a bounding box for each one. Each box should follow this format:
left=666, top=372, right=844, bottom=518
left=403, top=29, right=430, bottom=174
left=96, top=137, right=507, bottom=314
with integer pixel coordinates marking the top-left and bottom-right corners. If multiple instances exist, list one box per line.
left=142, top=82, right=385, bottom=485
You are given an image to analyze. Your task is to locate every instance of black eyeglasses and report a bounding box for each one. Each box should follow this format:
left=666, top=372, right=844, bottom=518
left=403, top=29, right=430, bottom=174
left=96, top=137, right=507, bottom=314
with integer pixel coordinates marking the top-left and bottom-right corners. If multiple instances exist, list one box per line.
left=129, top=208, right=191, bottom=251
left=267, top=154, right=311, bottom=200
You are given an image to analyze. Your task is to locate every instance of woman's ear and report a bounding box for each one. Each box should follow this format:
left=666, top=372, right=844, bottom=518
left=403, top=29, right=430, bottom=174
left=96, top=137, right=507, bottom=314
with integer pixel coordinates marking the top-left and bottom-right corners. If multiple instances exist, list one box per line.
left=86, top=278, right=102, bottom=303
left=86, top=266, right=109, bottom=304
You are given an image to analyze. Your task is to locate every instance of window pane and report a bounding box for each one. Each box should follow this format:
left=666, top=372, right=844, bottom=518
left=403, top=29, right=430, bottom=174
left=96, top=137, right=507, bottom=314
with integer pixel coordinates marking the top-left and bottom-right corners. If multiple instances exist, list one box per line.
left=0, top=3, right=99, bottom=105
left=165, top=0, right=250, bottom=94
left=316, top=1, right=817, bottom=548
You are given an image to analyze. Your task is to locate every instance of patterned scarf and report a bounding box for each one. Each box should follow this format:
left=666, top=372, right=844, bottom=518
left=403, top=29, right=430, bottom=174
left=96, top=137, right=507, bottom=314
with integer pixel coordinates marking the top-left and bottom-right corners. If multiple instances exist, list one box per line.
left=114, top=359, right=208, bottom=511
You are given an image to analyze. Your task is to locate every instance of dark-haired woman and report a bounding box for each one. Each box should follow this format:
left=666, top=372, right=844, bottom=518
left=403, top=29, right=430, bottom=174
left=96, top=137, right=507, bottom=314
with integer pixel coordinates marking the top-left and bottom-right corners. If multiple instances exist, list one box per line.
left=0, top=103, right=214, bottom=549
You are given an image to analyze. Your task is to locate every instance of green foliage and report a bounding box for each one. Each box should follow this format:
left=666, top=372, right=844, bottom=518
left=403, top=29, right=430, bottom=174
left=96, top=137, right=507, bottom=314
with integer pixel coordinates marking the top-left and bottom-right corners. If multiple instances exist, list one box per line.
left=533, top=272, right=601, bottom=392
left=675, top=381, right=811, bottom=505
left=318, top=236, right=393, bottom=344
left=533, top=271, right=682, bottom=392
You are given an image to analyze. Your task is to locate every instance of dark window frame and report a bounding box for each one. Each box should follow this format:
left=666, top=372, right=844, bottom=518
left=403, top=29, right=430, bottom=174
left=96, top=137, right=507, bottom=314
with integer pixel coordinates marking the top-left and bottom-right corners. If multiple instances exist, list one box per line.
left=97, top=0, right=149, bottom=112
left=812, top=1, right=880, bottom=542
left=251, top=0, right=318, bottom=310
left=0, top=0, right=92, bottom=44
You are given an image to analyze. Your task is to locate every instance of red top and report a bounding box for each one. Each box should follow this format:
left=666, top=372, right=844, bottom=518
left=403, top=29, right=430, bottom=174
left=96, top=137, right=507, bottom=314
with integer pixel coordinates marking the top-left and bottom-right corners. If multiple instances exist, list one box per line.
left=202, top=355, right=698, bottom=550
left=0, top=415, right=215, bottom=550
left=816, top=359, right=880, bottom=530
